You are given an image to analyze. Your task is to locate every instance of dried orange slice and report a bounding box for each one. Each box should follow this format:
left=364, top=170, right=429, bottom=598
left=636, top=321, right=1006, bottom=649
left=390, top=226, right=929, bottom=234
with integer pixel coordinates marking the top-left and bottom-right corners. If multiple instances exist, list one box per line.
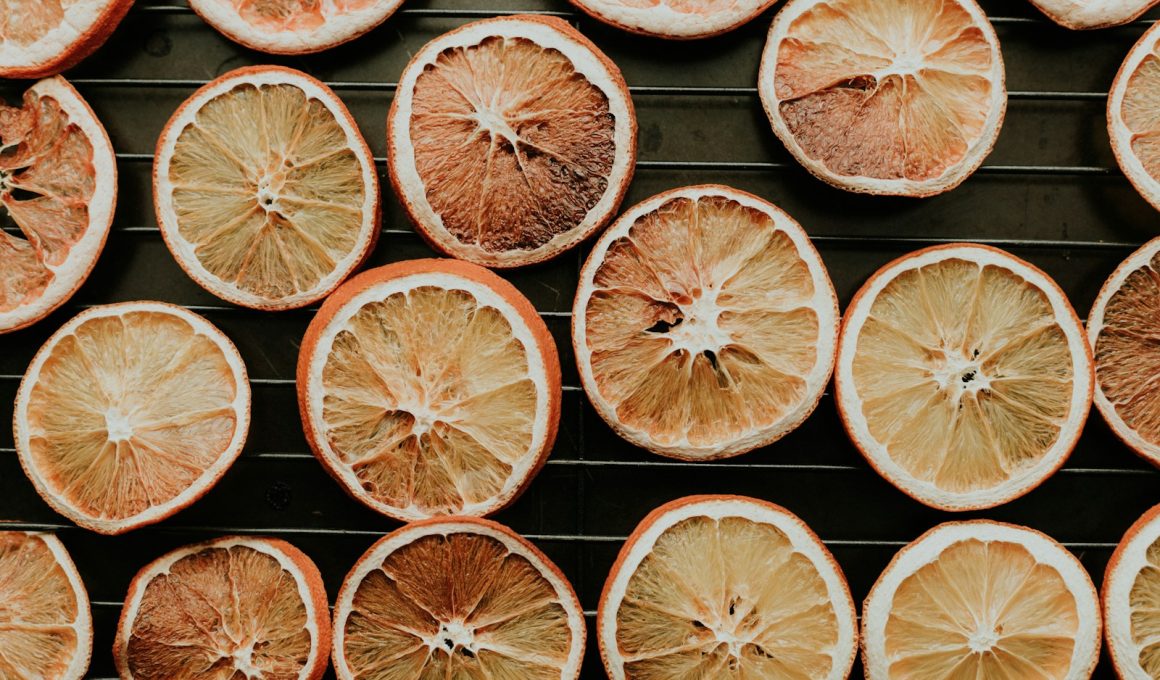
left=1110, top=21, right=1160, bottom=212
left=568, top=0, right=779, bottom=39
left=758, top=0, right=1006, bottom=196
left=0, top=0, right=132, bottom=78
left=14, top=302, right=250, bottom=534
left=189, top=0, right=405, bottom=54
left=388, top=15, right=636, bottom=268
left=598, top=495, right=858, bottom=680
left=1, top=76, right=116, bottom=334
left=1088, top=237, right=1160, bottom=467
left=298, top=259, right=561, bottom=521
left=862, top=521, right=1101, bottom=680
left=332, top=517, right=585, bottom=679
left=0, top=532, right=92, bottom=680
left=155, top=65, right=379, bottom=310
left=114, top=536, right=330, bottom=680
left=1104, top=504, right=1160, bottom=679
left=835, top=244, right=1092, bottom=511
left=573, top=185, right=838, bottom=460
left=1030, top=0, right=1157, bottom=29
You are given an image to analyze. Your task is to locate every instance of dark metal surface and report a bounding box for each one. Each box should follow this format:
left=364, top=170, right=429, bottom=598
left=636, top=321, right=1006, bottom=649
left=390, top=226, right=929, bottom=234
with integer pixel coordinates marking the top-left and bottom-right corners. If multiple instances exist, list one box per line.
left=3, top=0, right=1160, bottom=677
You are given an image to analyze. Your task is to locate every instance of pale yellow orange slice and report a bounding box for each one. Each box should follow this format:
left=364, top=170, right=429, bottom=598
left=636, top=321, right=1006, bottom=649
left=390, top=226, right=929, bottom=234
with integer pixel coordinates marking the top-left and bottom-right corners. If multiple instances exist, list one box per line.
left=1105, top=504, right=1160, bottom=679
left=1111, top=22, right=1160, bottom=212
left=1031, top=0, right=1158, bottom=29
left=568, top=0, right=779, bottom=39
left=189, top=0, right=404, bottom=54
left=0, top=0, right=132, bottom=78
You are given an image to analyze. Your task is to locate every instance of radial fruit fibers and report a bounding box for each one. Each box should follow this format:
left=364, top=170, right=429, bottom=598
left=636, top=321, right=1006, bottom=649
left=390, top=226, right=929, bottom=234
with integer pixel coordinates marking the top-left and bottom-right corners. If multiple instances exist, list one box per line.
left=0, top=0, right=133, bottom=78
left=189, top=0, right=405, bottom=54
left=1104, top=504, right=1160, bottom=679
left=1110, top=21, right=1160, bottom=212
left=568, top=0, right=779, bottom=39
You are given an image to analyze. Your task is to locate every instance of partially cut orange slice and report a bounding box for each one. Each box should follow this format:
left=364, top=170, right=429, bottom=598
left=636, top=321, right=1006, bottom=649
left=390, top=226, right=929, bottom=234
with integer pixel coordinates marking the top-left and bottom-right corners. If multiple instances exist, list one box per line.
left=114, top=536, right=330, bottom=680
left=573, top=185, right=838, bottom=460
left=0, top=0, right=132, bottom=78
left=297, top=259, right=561, bottom=521
left=1104, top=503, right=1160, bottom=680
left=1110, top=21, right=1160, bottom=212
left=155, top=65, right=379, bottom=310
left=862, top=521, right=1101, bottom=680
left=568, top=0, right=779, bottom=39
left=1030, top=0, right=1158, bottom=29
left=598, top=495, right=858, bottom=680
left=1, top=76, right=116, bottom=334
left=0, top=532, right=92, bottom=680
left=388, top=15, right=636, bottom=268
left=14, top=301, right=251, bottom=534
left=835, top=244, right=1092, bottom=511
left=332, top=517, right=586, bottom=679
left=189, top=0, right=405, bottom=54
left=758, top=0, right=1006, bottom=196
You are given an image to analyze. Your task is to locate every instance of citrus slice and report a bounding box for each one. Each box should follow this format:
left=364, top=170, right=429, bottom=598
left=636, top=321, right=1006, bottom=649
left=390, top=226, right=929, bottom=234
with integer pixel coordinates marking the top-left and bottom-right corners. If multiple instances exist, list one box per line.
left=14, top=301, right=251, bottom=535
left=573, top=185, right=838, bottom=460
left=862, top=521, right=1101, bottom=680
left=567, top=0, right=779, bottom=39
left=0, top=532, right=92, bottom=680
left=332, top=517, right=585, bottom=680
left=298, top=259, right=561, bottom=521
left=1087, top=237, right=1160, bottom=467
left=835, top=244, right=1092, bottom=511
left=0, top=0, right=132, bottom=78
left=758, top=0, right=1007, bottom=196
left=388, top=15, right=636, bottom=268
left=114, top=536, right=330, bottom=680
left=1104, top=503, right=1160, bottom=679
left=189, top=0, right=405, bottom=54
left=598, top=495, right=858, bottom=680
left=155, top=65, right=379, bottom=310
left=1030, top=0, right=1158, bottom=29
left=1110, top=21, right=1160, bottom=212
left=1, top=76, right=116, bottom=334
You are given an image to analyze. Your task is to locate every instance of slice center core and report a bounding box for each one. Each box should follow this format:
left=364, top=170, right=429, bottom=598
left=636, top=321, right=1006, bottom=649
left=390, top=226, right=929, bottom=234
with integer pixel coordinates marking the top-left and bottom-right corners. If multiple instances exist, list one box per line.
left=105, top=409, right=134, bottom=442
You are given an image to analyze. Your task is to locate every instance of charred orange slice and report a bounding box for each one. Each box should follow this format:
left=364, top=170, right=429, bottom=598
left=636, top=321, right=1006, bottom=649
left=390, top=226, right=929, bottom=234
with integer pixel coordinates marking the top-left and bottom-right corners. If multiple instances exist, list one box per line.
left=1111, top=21, right=1160, bottom=212
left=1031, top=0, right=1158, bottom=29
left=568, top=0, right=779, bottom=39
left=189, top=0, right=405, bottom=54
left=1104, top=504, right=1160, bottom=680
left=0, top=0, right=132, bottom=78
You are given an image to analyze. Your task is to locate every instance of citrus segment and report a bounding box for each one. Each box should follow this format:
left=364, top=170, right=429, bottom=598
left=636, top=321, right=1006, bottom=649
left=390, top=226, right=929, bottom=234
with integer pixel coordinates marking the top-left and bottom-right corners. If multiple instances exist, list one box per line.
left=758, top=0, right=1006, bottom=196
left=189, top=0, right=404, bottom=54
left=156, top=65, right=379, bottom=310
left=1111, top=23, right=1160, bottom=212
left=1103, top=504, right=1160, bottom=679
left=863, top=521, right=1101, bottom=680
left=567, top=0, right=779, bottom=39
left=114, top=536, right=330, bottom=680
left=0, top=77, right=116, bottom=334
left=388, top=15, right=636, bottom=268
left=0, top=532, right=92, bottom=680
left=298, top=259, right=561, bottom=521
left=598, top=496, right=858, bottom=680
left=573, top=185, right=838, bottom=460
left=333, top=518, right=585, bottom=680
left=0, top=0, right=132, bottom=78
left=14, top=302, right=250, bottom=534
left=835, top=245, right=1092, bottom=510
left=1029, top=0, right=1158, bottom=29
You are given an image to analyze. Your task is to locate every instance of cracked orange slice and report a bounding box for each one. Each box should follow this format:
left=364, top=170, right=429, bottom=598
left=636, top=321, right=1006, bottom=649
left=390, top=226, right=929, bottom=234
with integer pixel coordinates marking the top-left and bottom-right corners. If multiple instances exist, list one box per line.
left=758, top=0, right=1006, bottom=196
left=1031, top=0, right=1157, bottom=29
left=568, top=0, right=779, bottom=39
left=1104, top=504, right=1160, bottom=679
left=155, top=65, right=379, bottom=310
left=188, top=0, right=404, bottom=54
left=0, top=0, right=132, bottom=78
left=388, top=15, right=636, bottom=268
left=1111, top=21, right=1160, bottom=212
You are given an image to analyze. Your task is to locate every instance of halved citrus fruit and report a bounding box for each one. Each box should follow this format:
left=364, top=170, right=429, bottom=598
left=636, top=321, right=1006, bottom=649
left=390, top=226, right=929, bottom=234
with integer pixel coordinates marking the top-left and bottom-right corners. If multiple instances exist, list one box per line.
left=862, top=520, right=1101, bottom=680
left=387, top=15, right=636, bottom=268
left=0, top=0, right=132, bottom=78
left=189, top=0, right=405, bottom=54
left=1110, top=21, right=1160, bottom=212
left=568, top=0, right=779, bottom=39
left=0, top=532, right=92, bottom=680
left=835, top=244, right=1092, bottom=511
left=598, top=495, right=858, bottom=680
left=1104, top=503, right=1160, bottom=679
left=573, top=185, right=838, bottom=461
left=114, top=536, right=330, bottom=680
left=758, top=0, right=1006, bottom=196
left=14, top=301, right=251, bottom=535
left=1030, top=0, right=1157, bottom=29
left=332, top=517, right=585, bottom=680
left=298, top=259, right=561, bottom=521
left=1, top=76, right=116, bottom=335
left=155, top=65, right=379, bottom=310
left=1088, top=237, right=1160, bottom=467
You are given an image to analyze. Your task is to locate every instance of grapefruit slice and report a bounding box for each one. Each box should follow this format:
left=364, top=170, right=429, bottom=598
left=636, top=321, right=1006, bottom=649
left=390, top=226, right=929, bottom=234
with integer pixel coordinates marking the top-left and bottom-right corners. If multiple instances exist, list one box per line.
left=1088, top=237, right=1160, bottom=467
left=0, top=532, right=92, bottom=680
left=1030, top=0, right=1158, bottom=29
left=598, top=495, right=857, bottom=680
left=1, top=76, right=116, bottom=334
left=189, top=0, right=405, bottom=54
left=0, top=0, right=132, bottom=78
left=14, top=301, right=251, bottom=535
left=573, top=185, right=838, bottom=460
left=568, top=0, right=779, bottom=39
left=388, top=15, right=636, bottom=268
left=1110, top=21, right=1160, bottom=212
left=332, top=517, right=585, bottom=680
left=835, top=244, right=1092, bottom=511
left=862, top=521, right=1101, bottom=680
left=297, top=259, right=561, bottom=521
left=758, top=0, right=1007, bottom=196
left=114, top=536, right=330, bottom=680
left=155, top=65, right=379, bottom=311
left=1104, top=503, right=1160, bottom=679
